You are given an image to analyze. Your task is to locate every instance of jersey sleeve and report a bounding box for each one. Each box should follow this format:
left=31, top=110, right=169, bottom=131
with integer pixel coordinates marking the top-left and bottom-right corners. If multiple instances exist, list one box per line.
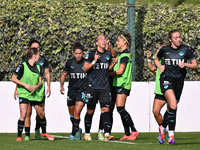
left=39, top=65, right=44, bottom=77
left=186, top=47, right=196, bottom=61
left=156, top=48, right=164, bottom=59
left=63, top=61, right=70, bottom=73
left=14, top=64, right=24, bottom=80
left=120, top=56, right=129, bottom=65
left=43, top=57, right=49, bottom=69
left=85, top=50, right=94, bottom=63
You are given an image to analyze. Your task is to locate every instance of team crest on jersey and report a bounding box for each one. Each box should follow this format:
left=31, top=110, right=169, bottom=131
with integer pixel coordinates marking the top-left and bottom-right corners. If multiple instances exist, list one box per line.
left=70, top=66, right=75, bottom=69
left=106, top=56, right=110, bottom=60
left=16, top=66, right=20, bottom=72
left=39, top=61, right=44, bottom=66
left=85, top=53, right=89, bottom=59
left=179, top=51, right=184, bottom=56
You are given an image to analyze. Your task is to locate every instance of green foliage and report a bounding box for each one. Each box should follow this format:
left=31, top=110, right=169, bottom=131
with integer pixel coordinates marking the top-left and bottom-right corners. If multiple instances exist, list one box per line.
left=0, top=0, right=127, bottom=81
left=0, top=0, right=199, bottom=81
left=142, top=3, right=200, bottom=81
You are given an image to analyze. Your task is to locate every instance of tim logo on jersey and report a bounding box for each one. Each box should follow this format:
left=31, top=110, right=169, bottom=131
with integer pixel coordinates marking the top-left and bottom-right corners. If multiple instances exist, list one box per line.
left=165, top=59, right=184, bottom=65
left=70, top=73, right=87, bottom=79
left=93, top=63, right=109, bottom=69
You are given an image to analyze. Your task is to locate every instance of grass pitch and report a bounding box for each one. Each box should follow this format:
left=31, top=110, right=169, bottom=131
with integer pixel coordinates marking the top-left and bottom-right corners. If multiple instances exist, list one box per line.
left=1, top=132, right=200, bottom=150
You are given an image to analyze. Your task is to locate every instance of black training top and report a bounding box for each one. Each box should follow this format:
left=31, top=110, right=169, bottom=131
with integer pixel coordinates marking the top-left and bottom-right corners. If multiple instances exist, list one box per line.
left=118, top=49, right=130, bottom=65
left=85, top=49, right=112, bottom=90
left=63, top=57, right=87, bottom=96
left=157, top=45, right=196, bottom=78
left=14, top=60, right=43, bottom=80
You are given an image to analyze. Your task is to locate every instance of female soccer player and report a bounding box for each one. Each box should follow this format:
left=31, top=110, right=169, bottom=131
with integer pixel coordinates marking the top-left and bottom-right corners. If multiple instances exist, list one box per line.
left=60, top=42, right=87, bottom=140
left=109, top=33, right=139, bottom=140
left=14, top=39, right=51, bottom=140
left=83, top=34, right=115, bottom=141
left=97, top=40, right=116, bottom=141
left=11, top=48, right=54, bottom=141
left=155, top=29, right=198, bottom=144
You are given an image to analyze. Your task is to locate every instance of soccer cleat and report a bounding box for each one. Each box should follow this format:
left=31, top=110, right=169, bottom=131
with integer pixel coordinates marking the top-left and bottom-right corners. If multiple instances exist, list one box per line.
left=158, top=126, right=165, bottom=144
left=42, top=132, right=54, bottom=141
left=168, top=136, right=175, bottom=144
left=35, top=129, right=41, bottom=140
left=16, top=137, right=22, bottom=141
left=127, top=131, right=139, bottom=140
left=84, top=134, right=92, bottom=141
left=104, top=134, right=114, bottom=141
left=70, top=135, right=75, bottom=141
left=24, top=136, right=30, bottom=141
left=120, top=135, right=129, bottom=140
left=97, top=132, right=104, bottom=141
left=41, top=132, right=44, bottom=137
left=76, top=128, right=82, bottom=140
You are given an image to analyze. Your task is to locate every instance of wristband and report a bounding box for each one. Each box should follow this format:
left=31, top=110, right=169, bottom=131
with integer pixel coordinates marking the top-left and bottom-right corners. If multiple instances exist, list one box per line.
left=91, top=60, right=96, bottom=65
left=147, top=59, right=152, bottom=62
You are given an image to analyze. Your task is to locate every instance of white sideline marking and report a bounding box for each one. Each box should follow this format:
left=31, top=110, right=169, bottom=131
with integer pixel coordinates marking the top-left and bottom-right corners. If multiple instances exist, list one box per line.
left=51, top=135, right=154, bottom=145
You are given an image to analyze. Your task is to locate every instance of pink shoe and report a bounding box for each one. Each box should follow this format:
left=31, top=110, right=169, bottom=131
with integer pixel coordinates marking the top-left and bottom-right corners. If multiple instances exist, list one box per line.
left=127, top=131, right=139, bottom=140
left=41, top=132, right=44, bottom=137
left=16, top=137, right=22, bottom=141
left=42, top=132, right=54, bottom=141
left=120, top=135, right=129, bottom=140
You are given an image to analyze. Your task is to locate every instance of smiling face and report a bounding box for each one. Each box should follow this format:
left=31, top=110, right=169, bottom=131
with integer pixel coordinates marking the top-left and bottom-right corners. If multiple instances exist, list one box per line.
left=35, top=51, right=40, bottom=62
left=116, top=36, right=127, bottom=49
left=169, top=31, right=181, bottom=49
left=73, top=49, right=83, bottom=62
left=96, top=35, right=106, bottom=49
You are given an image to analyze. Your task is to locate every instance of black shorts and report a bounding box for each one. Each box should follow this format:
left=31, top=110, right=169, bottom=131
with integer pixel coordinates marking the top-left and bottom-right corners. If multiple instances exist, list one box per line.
left=160, top=77, right=184, bottom=101
left=115, top=87, right=130, bottom=96
left=110, top=86, right=117, bottom=102
left=154, top=94, right=167, bottom=102
left=67, top=92, right=84, bottom=107
left=19, top=97, right=44, bottom=106
left=84, top=87, right=111, bottom=109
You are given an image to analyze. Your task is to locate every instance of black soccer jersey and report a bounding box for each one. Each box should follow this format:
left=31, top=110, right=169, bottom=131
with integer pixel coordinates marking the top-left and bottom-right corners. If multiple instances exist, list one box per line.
left=118, top=49, right=130, bottom=65
left=63, top=57, right=87, bottom=95
left=85, top=49, right=112, bottom=89
left=157, top=45, right=196, bottom=78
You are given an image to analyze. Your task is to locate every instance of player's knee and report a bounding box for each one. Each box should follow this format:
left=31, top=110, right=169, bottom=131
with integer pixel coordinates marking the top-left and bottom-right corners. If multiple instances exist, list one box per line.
left=38, top=112, right=45, bottom=119
left=101, top=107, right=109, bottom=113
left=74, top=111, right=80, bottom=119
left=26, top=112, right=32, bottom=118
left=87, top=109, right=94, bottom=115
left=20, top=114, right=26, bottom=121
left=152, top=109, right=160, bottom=116
left=169, top=104, right=177, bottom=110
